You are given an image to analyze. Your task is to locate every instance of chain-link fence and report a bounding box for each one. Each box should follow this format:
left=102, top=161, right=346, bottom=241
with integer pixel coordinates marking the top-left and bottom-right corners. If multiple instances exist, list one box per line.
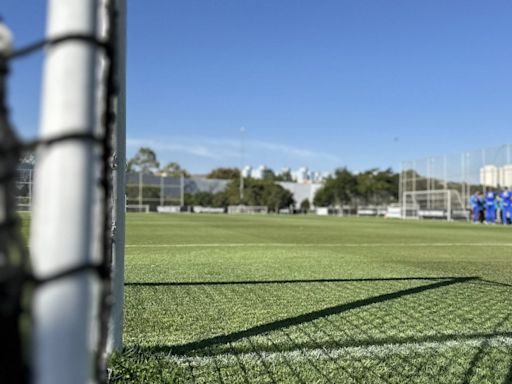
left=15, top=165, right=33, bottom=211
left=16, top=169, right=400, bottom=216
left=16, top=169, right=231, bottom=213
left=400, top=144, right=512, bottom=220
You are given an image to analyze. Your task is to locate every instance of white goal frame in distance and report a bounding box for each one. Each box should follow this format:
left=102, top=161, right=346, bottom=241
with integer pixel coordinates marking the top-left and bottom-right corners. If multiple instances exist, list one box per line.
left=401, top=189, right=468, bottom=221
left=126, top=204, right=150, bottom=213
left=30, top=1, right=126, bottom=383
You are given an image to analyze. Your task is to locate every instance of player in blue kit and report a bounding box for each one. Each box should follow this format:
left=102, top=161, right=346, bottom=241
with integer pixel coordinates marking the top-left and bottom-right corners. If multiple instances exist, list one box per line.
left=469, top=191, right=483, bottom=224
left=485, top=190, right=497, bottom=224
left=495, top=195, right=502, bottom=223
left=500, top=187, right=511, bottom=225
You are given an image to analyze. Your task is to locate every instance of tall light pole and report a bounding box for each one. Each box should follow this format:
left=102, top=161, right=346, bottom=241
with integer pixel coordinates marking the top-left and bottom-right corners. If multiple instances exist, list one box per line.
left=240, top=127, right=245, bottom=202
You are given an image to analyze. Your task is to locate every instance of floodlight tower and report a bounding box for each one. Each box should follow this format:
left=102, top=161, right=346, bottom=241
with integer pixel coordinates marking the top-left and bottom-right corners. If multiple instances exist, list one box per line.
left=240, top=126, right=245, bottom=202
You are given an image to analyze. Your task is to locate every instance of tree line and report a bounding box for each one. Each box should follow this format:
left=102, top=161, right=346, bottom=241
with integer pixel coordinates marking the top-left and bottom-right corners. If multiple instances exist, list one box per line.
left=126, top=178, right=295, bottom=212
left=126, top=147, right=295, bottom=211
left=126, top=147, right=294, bottom=181
left=184, top=178, right=294, bottom=212
left=126, top=147, right=400, bottom=209
left=313, top=167, right=399, bottom=207
left=126, top=147, right=190, bottom=177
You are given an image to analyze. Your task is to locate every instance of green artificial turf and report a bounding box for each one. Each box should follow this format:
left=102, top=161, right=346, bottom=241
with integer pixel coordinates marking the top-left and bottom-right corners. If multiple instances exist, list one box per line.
left=31, top=213, right=512, bottom=383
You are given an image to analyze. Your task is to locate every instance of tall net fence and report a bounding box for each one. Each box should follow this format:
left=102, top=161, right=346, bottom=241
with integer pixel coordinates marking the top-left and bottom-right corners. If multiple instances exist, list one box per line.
left=16, top=170, right=230, bottom=213
left=400, top=144, right=512, bottom=220
left=15, top=165, right=33, bottom=212
left=125, top=172, right=227, bottom=211
left=0, top=1, right=122, bottom=382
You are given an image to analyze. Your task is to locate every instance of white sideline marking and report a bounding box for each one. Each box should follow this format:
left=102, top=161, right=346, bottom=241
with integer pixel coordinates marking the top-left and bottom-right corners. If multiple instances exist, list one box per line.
left=167, top=336, right=512, bottom=366
left=126, top=243, right=512, bottom=248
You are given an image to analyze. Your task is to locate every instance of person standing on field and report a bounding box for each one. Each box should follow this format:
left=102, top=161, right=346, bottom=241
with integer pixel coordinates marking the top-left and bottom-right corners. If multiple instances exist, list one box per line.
left=500, top=187, right=512, bottom=225
left=495, top=194, right=502, bottom=224
left=469, top=191, right=482, bottom=224
left=485, top=190, right=497, bottom=224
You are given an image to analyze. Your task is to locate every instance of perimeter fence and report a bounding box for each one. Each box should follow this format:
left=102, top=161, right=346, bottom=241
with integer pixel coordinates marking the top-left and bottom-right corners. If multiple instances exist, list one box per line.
left=400, top=144, right=512, bottom=220
left=16, top=169, right=229, bottom=212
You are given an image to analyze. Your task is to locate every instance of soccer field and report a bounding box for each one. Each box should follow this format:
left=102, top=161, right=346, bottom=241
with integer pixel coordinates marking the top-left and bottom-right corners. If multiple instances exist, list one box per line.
left=107, top=214, right=512, bottom=383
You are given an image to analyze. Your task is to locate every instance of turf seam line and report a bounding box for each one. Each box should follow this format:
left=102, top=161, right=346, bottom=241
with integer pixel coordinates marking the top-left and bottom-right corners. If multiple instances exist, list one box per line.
left=125, top=243, right=512, bottom=247
left=163, top=336, right=512, bottom=366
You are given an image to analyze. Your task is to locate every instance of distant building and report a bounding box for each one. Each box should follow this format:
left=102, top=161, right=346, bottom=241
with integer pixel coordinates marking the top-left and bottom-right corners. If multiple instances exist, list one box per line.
left=278, top=182, right=323, bottom=207
left=251, top=165, right=268, bottom=179
left=241, top=165, right=252, bottom=178
left=480, top=165, right=499, bottom=188
left=480, top=164, right=512, bottom=188
left=242, top=164, right=327, bottom=183
left=499, top=165, right=512, bottom=187
left=294, top=167, right=310, bottom=183
left=310, top=171, right=325, bottom=183
left=278, top=167, right=291, bottom=177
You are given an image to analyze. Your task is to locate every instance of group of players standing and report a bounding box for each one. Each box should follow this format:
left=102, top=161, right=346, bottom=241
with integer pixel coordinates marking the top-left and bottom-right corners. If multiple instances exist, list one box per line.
left=470, top=187, right=512, bottom=224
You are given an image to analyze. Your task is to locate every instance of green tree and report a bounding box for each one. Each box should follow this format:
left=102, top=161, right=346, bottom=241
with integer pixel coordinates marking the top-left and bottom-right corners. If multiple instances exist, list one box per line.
left=373, top=168, right=399, bottom=202
left=355, top=169, right=378, bottom=203
left=161, top=161, right=190, bottom=177
left=313, top=185, right=335, bottom=207
left=274, top=170, right=293, bottom=182
left=211, top=191, right=229, bottom=207
left=127, top=147, right=160, bottom=174
left=185, top=191, right=230, bottom=208
left=330, top=167, right=357, bottom=205
left=263, top=183, right=294, bottom=212
left=125, top=185, right=160, bottom=211
left=314, top=167, right=400, bottom=207
left=355, top=168, right=398, bottom=204
left=300, top=199, right=311, bottom=212
left=261, top=168, right=276, bottom=181
left=191, top=191, right=214, bottom=206
left=207, top=167, right=240, bottom=180
left=219, top=178, right=294, bottom=211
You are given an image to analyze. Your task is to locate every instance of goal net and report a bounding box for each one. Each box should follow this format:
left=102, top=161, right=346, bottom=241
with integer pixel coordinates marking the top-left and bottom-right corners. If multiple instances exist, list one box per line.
left=0, top=1, right=126, bottom=383
left=402, top=189, right=469, bottom=220
left=126, top=204, right=150, bottom=213
left=400, top=145, right=512, bottom=221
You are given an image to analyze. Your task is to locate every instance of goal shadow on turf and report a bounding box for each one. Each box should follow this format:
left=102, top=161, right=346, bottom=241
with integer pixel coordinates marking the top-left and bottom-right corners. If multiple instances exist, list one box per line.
left=125, top=275, right=482, bottom=287
left=141, top=276, right=480, bottom=355
left=124, top=276, right=512, bottom=383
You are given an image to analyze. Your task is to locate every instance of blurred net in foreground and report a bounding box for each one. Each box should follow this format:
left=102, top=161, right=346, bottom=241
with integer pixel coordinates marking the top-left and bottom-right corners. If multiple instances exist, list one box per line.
left=0, top=1, right=124, bottom=382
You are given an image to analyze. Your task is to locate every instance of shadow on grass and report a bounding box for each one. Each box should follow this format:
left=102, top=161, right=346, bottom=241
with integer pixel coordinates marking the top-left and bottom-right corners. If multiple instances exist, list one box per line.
left=125, top=276, right=475, bottom=287
left=505, top=362, right=512, bottom=384
left=145, top=277, right=478, bottom=355
left=462, top=313, right=512, bottom=384
left=119, top=276, right=512, bottom=383
left=478, top=278, right=512, bottom=289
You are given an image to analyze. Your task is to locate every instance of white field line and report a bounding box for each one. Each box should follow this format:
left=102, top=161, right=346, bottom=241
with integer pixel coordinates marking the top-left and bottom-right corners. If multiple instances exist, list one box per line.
left=126, top=243, right=512, bottom=248
left=167, top=336, right=512, bottom=366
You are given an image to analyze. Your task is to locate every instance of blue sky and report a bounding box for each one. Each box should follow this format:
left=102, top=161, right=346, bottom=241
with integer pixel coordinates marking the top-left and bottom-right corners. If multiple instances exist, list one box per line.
left=4, top=1, right=512, bottom=174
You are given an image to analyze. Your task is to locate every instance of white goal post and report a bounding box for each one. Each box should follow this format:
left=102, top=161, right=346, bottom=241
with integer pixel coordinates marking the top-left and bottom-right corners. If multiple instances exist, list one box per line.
left=30, top=2, right=101, bottom=383
left=29, top=0, right=126, bottom=383
left=126, top=204, right=150, bottom=213
left=109, top=0, right=127, bottom=355
left=402, top=189, right=469, bottom=221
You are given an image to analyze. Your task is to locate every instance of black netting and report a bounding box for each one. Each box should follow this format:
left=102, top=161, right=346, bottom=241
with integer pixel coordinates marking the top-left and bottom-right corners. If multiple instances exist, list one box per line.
left=0, top=3, right=119, bottom=383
